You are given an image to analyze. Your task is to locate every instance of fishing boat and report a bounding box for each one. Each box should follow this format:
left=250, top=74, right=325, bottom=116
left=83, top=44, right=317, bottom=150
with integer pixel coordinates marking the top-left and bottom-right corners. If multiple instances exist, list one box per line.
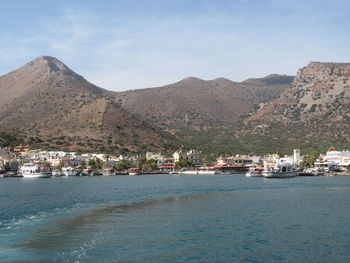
left=246, top=166, right=264, bottom=177
left=62, top=167, right=78, bottom=176
left=20, top=163, right=52, bottom=178
left=128, top=168, right=141, bottom=176
left=262, top=162, right=297, bottom=178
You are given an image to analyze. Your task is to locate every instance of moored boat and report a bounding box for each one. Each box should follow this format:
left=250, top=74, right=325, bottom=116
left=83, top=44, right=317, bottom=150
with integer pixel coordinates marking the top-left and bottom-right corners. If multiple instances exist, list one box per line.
left=180, top=167, right=220, bottom=175
left=52, top=170, right=63, bottom=177
left=246, top=166, right=264, bottom=177
left=262, top=162, right=297, bottom=178
left=20, top=163, right=52, bottom=178
left=62, top=167, right=78, bottom=176
left=128, top=168, right=141, bottom=176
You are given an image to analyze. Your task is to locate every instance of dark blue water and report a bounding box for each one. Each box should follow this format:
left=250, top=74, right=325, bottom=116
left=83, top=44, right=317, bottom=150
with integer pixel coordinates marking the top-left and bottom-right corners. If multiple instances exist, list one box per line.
left=1, top=175, right=350, bottom=263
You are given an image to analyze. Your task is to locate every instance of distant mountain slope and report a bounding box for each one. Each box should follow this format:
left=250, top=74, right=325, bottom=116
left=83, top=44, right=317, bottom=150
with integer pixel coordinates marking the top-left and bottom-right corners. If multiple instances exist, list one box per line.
left=115, top=75, right=293, bottom=131
left=241, top=62, right=350, bottom=153
left=0, top=56, right=177, bottom=152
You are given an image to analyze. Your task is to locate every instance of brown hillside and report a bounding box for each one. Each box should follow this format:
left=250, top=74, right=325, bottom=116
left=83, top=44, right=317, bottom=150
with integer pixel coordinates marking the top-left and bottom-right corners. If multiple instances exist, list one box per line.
left=115, top=75, right=293, bottom=131
left=0, top=56, right=178, bottom=152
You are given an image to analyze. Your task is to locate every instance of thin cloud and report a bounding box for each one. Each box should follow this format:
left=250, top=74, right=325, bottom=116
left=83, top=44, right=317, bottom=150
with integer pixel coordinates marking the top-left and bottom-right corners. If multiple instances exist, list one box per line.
left=0, top=1, right=349, bottom=91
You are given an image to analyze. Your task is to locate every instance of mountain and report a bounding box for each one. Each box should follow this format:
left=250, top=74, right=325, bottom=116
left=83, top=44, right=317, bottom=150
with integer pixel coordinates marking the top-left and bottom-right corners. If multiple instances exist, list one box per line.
left=115, top=75, right=293, bottom=132
left=242, top=62, right=350, bottom=154
left=0, top=56, right=178, bottom=152
left=243, top=74, right=295, bottom=86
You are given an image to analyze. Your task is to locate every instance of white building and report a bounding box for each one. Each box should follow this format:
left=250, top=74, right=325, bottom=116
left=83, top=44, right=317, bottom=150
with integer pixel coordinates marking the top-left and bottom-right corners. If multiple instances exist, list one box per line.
left=173, top=150, right=185, bottom=163
left=146, top=152, right=163, bottom=161
left=323, top=150, right=350, bottom=166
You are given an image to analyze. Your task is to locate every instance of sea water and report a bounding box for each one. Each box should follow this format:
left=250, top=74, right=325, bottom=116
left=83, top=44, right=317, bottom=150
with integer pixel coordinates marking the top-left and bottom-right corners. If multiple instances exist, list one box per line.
left=0, top=175, right=350, bottom=262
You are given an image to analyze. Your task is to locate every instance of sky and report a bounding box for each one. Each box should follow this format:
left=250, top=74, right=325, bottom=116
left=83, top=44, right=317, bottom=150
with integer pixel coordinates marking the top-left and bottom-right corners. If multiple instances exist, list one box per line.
left=1, top=0, right=350, bottom=91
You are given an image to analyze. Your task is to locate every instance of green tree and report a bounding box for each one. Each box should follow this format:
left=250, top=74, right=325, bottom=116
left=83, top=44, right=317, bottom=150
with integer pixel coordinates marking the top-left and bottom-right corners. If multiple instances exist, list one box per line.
left=95, top=158, right=103, bottom=169
left=80, top=159, right=86, bottom=168
left=142, top=159, right=157, bottom=172
left=175, top=159, right=191, bottom=168
left=88, top=158, right=96, bottom=169
left=137, top=158, right=147, bottom=169
left=116, top=160, right=131, bottom=171
left=302, top=148, right=320, bottom=168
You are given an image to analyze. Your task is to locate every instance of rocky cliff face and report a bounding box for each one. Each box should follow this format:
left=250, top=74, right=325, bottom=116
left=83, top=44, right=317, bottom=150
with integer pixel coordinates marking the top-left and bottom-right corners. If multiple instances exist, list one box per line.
left=248, top=62, right=350, bottom=123
left=241, top=62, right=350, bottom=153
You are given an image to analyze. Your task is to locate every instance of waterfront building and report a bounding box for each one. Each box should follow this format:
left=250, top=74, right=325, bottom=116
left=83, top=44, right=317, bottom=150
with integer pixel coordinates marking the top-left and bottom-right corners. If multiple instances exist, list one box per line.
left=186, top=149, right=203, bottom=167
left=323, top=150, right=350, bottom=166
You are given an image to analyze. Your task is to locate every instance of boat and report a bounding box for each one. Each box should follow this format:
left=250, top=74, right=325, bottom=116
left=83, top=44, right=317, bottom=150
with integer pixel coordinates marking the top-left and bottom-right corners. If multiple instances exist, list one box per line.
left=246, top=166, right=264, bottom=177
left=52, top=170, right=63, bottom=177
left=102, top=168, right=115, bottom=176
left=128, top=168, right=141, bottom=176
left=262, top=162, right=297, bottom=178
left=180, top=167, right=220, bottom=175
left=298, top=168, right=325, bottom=176
left=20, top=163, right=52, bottom=178
left=62, top=167, right=78, bottom=176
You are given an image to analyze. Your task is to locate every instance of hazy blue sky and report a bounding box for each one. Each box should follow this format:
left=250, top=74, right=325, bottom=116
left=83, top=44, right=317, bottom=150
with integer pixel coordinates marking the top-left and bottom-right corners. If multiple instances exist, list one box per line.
left=1, top=0, right=350, bottom=91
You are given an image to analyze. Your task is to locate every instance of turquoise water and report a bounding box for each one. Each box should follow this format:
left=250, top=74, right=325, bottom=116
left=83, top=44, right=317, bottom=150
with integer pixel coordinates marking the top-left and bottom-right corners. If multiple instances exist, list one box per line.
left=0, top=175, right=350, bottom=262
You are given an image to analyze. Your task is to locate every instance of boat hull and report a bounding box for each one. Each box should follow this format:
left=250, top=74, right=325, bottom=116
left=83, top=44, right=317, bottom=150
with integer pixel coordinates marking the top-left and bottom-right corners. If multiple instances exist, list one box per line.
left=63, top=172, right=78, bottom=176
left=246, top=172, right=263, bottom=177
left=22, top=172, right=52, bottom=178
left=263, top=171, right=296, bottom=178
left=181, top=170, right=220, bottom=175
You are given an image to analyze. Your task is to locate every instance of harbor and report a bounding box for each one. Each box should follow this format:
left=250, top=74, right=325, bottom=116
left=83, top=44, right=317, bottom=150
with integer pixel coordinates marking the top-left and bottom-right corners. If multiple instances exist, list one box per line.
left=2, top=146, right=350, bottom=178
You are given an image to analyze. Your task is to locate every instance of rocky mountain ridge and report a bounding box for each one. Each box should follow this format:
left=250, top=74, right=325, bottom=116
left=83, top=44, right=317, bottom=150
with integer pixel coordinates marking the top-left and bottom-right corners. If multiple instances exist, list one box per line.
left=115, top=74, right=293, bottom=132
left=2, top=56, right=349, bottom=155
left=240, top=61, right=350, bottom=154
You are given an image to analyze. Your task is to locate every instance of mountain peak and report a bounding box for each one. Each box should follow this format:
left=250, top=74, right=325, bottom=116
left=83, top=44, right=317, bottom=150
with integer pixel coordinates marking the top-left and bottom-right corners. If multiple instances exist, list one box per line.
left=171, top=76, right=208, bottom=88
left=181, top=76, right=205, bottom=82
left=212, top=77, right=236, bottom=85
left=27, top=56, right=70, bottom=73
left=243, top=74, right=294, bottom=86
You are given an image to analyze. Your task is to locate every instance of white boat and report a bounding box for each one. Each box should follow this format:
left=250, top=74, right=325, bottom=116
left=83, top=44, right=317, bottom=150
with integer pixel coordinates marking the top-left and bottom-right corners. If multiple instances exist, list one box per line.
left=52, top=170, right=63, bottom=177
left=263, top=162, right=297, bottom=178
left=246, top=166, right=264, bottom=177
left=128, top=168, right=141, bottom=176
left=20, top=163, right=52, bottom=178
left=62, top=167, right=78, bottom=176
left=181, top=168, right=220, bottom=175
